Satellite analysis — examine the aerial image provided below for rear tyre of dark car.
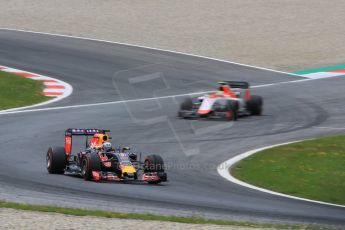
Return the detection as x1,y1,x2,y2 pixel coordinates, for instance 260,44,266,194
247,95,263,115
46,146,66,174
81,153,101,181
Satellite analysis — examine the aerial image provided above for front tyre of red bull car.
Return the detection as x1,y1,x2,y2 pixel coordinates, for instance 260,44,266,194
143,154,167,184
81,153,102,181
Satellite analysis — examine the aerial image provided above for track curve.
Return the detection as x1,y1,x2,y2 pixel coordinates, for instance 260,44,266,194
1,30,345,227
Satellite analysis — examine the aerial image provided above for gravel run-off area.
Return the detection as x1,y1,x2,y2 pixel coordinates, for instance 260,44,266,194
1,0,345,72
0,208,268,230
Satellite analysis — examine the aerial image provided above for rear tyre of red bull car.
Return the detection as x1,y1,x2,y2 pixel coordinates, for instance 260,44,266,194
81,153,101,181
46,146,67,174
144,154,167,184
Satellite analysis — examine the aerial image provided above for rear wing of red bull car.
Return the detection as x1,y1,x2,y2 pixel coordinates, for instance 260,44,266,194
64,128,110,155
65,128,109,135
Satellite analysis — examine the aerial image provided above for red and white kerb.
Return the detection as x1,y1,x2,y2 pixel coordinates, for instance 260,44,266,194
0,65,72,97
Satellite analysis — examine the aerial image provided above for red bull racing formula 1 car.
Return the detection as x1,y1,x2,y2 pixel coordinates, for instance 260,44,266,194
46,128,167,184
178,81,263,121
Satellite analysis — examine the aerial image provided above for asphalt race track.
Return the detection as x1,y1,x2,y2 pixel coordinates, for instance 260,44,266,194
1,30,345,227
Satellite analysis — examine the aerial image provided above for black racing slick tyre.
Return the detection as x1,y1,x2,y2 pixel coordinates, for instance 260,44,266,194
81,153,101,181
144,155,165,173
180,98,193,110
111,160,122,178
247,95,263,115
178,98,194,118
226,100,238,121
46,146,66,174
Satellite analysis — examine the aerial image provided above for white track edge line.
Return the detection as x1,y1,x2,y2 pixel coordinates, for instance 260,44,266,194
0,28,302,77
217,141,345,209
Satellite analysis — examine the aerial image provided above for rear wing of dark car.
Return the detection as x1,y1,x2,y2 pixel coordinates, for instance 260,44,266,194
65,128,110,136
64,128,110,155
218,81,250,89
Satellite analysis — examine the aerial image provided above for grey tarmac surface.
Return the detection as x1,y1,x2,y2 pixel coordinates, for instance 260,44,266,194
1,30,345,227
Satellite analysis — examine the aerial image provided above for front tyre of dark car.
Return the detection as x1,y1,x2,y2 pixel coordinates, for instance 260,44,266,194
82,154,102,181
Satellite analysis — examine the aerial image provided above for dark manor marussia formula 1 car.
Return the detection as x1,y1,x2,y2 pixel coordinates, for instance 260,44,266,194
46,128,167,184
178,81,263,121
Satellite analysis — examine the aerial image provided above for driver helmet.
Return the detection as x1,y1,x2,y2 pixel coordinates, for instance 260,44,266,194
102,142,112,152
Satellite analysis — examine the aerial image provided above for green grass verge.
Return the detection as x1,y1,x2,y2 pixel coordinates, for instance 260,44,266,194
232,135,345,205
0,71,50,110
0,200,335,229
